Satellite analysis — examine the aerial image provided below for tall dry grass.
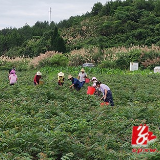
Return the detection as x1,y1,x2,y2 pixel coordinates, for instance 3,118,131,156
0,55,30,63
67,45,160,66
29,51,62,67
68,47,102,66
0,51,62,69
107,44,160,54
1,45,160,68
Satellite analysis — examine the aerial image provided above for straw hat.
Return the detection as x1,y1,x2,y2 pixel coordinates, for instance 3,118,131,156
68,75,73,79
58,72,64,76
81,68,85,72
36,71,42,76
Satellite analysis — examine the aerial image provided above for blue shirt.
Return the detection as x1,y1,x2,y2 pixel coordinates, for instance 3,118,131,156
72,78,82,88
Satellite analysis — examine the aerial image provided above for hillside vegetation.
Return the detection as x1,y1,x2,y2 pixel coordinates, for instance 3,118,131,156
0,67,160,159
1,0,160,59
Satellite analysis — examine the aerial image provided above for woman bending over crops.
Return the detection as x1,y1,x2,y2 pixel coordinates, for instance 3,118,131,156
34,71,42,85
68,75,82,91
96,81,114,106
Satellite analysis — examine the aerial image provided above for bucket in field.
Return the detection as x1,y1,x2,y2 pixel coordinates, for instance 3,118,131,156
87,86,95,95
39,80,44,85
100,102,109,106
85,78,90,83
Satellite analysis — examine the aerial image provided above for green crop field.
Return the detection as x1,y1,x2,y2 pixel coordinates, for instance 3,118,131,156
0,67,160,160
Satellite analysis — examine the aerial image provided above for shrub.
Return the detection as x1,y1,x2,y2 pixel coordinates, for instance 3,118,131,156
98,60,115,69
68,54,86,66
39,54,68,67
68,47,103,66
115,55,129,69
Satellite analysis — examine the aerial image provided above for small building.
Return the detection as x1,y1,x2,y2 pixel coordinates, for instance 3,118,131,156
130,62,138,71
154,66,160,73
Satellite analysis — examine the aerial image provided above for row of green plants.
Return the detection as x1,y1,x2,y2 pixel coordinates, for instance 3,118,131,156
0,67,160,159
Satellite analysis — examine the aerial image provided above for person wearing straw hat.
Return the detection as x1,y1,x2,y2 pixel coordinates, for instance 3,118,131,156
58,72,64,86
68,75,82,91
96,81,114,106
78,68,87,87
34,71,42,85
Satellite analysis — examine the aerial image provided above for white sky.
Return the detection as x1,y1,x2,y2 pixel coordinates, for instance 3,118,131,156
0,0,108,30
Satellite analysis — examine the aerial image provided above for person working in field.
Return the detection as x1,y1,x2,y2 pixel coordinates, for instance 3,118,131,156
92,77,98,88
34,71,42,85
91,77,101,96
68,75,82,91
58,72,64,86
9,67,16,77
96,81,114,106
78,68,87,87
9,69,17,85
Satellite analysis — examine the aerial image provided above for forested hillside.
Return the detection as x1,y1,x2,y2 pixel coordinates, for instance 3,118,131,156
1,0,160,58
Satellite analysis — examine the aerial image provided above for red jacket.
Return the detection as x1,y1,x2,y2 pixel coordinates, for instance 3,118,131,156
34,75,41,84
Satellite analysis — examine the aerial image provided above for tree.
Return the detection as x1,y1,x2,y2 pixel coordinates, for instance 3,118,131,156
56,37,66,53
50,26,66,53
91,2,103,16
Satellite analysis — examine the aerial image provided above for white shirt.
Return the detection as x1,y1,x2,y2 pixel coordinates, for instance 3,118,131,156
92,80,97,87
99,84,110,95
78,72,87,82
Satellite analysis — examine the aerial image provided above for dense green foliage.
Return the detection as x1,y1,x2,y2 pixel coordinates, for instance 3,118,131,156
38,54,68,67
0,67,160,159
60,0,160,50
0,24,66,57
1,0,160,58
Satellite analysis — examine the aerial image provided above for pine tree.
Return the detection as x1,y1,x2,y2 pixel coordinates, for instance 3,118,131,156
50,26,66,53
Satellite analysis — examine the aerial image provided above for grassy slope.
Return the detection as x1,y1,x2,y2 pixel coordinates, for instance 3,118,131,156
0,67,160,160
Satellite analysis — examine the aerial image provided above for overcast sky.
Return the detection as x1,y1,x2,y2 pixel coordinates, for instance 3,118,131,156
0,0,108,30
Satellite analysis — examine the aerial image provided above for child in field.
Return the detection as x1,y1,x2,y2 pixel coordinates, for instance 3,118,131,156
78,68,87,87
96,81,114,106
34,71,42,85
9,70,17,85
58,72,64,86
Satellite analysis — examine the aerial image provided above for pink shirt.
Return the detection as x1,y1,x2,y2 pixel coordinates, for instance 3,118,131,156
9,74,17,84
